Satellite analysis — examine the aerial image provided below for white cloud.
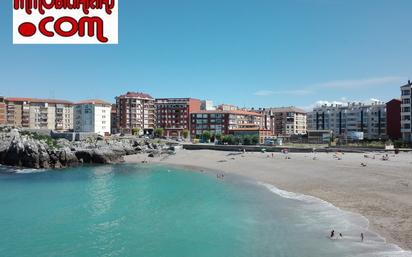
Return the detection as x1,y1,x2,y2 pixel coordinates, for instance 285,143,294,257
254,90,275,96
254,89,312,96
313,76,405,90
254,76,405,98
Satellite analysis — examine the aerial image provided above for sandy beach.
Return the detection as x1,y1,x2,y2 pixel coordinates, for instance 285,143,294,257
125,149,412,250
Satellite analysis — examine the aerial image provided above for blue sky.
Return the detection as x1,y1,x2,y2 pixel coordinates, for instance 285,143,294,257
0,0,411,109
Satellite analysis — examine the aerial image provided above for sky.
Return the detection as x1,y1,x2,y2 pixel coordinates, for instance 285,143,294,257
0,0,411,110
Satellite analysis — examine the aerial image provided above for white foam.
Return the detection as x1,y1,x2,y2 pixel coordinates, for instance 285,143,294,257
259,182,412,257
0,164,47,174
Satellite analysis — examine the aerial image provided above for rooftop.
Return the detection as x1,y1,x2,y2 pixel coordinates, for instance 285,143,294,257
76,99,112,106
401,80,412,88
155,98,200,102
117,92,154,99
265,107,306,114
5,97,73,105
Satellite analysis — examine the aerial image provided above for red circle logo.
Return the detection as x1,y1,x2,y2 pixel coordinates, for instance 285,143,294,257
18,22,36,37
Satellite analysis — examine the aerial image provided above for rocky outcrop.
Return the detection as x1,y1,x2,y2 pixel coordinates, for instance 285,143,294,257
0,128,174,170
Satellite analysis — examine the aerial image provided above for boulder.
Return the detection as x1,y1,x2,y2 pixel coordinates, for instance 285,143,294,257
58,147,78,167
75,150,93,163
91,148,124,164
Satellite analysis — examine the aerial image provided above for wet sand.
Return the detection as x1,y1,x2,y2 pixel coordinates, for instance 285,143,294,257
124,149,412,250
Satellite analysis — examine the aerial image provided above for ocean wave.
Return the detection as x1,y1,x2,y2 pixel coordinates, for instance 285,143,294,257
0,165,47,174
259,182,412,257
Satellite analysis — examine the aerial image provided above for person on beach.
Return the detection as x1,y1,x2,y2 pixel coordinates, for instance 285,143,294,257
330,230,335,238
339,233,343,238
361,233,364,242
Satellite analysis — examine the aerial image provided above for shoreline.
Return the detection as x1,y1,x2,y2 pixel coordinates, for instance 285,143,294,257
124,149,412,251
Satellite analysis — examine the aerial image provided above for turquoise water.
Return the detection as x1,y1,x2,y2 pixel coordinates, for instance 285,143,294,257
0,164,410,257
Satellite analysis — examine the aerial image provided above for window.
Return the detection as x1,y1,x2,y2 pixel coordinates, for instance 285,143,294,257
402,90,411,96
403,107,411,113
403,98,411,104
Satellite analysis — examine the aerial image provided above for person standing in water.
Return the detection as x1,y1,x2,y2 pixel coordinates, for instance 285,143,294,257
361,233,364,242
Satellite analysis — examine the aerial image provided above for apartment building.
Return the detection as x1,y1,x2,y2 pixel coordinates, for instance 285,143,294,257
307,102,387,140
0,97,6,125
4,98,74,130
386,99,402,140
116,92,156,135
111,104,117,134
5,100,23,126
200,100,215,111
401,80,412,142
155,98,201,138
190,110,264,138
74,100,111,136
217,104,238,111
258,107,307,136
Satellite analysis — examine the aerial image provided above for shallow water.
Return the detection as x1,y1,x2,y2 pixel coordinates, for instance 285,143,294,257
0,164,410,257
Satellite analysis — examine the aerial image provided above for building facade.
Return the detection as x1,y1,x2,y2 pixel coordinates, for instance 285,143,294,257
386,99,402,140
0,97,6,125
200,100,215,111
401,80,412,142
230,128,273,144
190,110,264,138
307,102,387,140
116,92,156,135
258,107,307,136
4,98,73,130
111,104,117,134
155,98,201,138
74,100,111,136
217,104,238,111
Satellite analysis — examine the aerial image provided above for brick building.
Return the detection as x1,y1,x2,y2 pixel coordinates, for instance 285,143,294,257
190,110,264,138
386,99,402,140
155,98,201,138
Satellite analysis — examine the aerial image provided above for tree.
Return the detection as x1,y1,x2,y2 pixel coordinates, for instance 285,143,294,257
233,136,242,145
202,131,211,142
222,135,231,144
154,128,164,138
182,129,189,139
132,128,140,136
215,133,222,142
251,135,259,145
243,135,252,145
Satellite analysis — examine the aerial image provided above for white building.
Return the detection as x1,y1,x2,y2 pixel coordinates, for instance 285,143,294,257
74,100,111,136
200,100,216,111
401,80,412,142
307,101,387,140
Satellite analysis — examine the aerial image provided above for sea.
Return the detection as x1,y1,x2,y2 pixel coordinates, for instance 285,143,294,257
0,164,410,257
